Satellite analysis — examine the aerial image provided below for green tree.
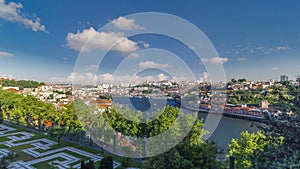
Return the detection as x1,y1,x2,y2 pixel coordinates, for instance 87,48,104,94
99,156,113,169
0,109,3,124
142,119,220,169
88,160,96,169
251,84,300,168
48,125,67,144
1,79,41,90
228,131,283,169
0,156,8,169
7,152,17,162
231,78,237,83
238,78,247,83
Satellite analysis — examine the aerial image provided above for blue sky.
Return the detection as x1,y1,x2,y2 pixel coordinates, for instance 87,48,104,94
0,0,300,83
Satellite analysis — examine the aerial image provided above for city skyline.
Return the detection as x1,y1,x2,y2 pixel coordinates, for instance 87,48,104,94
1,0,300,83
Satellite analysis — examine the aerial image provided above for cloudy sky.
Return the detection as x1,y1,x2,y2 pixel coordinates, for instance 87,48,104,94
0,0,300,83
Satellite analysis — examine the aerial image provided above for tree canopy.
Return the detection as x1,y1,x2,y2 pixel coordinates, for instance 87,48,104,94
0,90,82,130
1,79,44,90
228,84,300,168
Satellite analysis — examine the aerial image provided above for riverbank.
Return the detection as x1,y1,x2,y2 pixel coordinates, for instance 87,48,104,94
179,104,265,123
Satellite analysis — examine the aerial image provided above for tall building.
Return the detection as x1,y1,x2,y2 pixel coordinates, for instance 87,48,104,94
280,75,289,82
296,75,300,82
203,72,209,82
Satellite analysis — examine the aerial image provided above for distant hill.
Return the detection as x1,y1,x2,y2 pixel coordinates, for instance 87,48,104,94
0,79,45,90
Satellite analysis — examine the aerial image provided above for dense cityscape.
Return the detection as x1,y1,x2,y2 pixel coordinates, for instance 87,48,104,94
0,74,300,168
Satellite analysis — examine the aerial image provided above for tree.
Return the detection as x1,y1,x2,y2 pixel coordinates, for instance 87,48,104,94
0,110,3,124
0,89,82,137
231,78,237,83
1,79,41,90
142,119,221,169
7,152,17,162
88,160,96,169
48,125,67,144
0,156,8,169
80,104,221,167
99,156,113,169
143,147,194,169
227,131,283,169
80,160,87,169
254,84,300,168
238,78,247,83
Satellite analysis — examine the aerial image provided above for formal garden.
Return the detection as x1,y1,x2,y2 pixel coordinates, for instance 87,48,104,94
0,123,140,169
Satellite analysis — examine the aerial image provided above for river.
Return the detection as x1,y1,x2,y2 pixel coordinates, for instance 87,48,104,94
112,96,259,150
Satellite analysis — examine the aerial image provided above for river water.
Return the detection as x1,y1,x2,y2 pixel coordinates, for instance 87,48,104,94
112,96,259,150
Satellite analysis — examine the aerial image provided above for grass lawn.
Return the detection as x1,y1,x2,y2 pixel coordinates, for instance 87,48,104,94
32,157,66,168
0,137,10,142
0,123,141,169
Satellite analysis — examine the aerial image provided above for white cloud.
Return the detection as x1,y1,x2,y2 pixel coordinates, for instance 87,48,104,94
127,53,140,59
237,57,247,61
139,61,169,69
111,16,144,30
265,46,290,54
264,46,291,54
232,44,291,55
139,41,150,48
189,45,196,50
272,67,279,71
50,72,118,85
0,51,13,57
274,46,291,51
50,72,98,84
202,72,210,82
98,73,113,83
144,43,150,48
49,72,191,85
66,27,139,52
62,57,69,61
0,0,46,32
157,73,168,81
85,64,99,72
201,57,229,64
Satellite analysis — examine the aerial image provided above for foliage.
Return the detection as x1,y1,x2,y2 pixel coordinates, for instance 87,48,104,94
121,157,132,167
75,100,221,168
228,131,283,169
238,78,247,83
253,84,300,168
48,125,67,144
231,79,237,83
227,84,300,168
142,119,221,169
7,152,17,162
227,90,262,104
98,95,111,100
103,105,182,138
1,79,43,90
0,90,82,131
80,160,96,169
99,156,113,169
0,156,9,169
0,109,3,124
